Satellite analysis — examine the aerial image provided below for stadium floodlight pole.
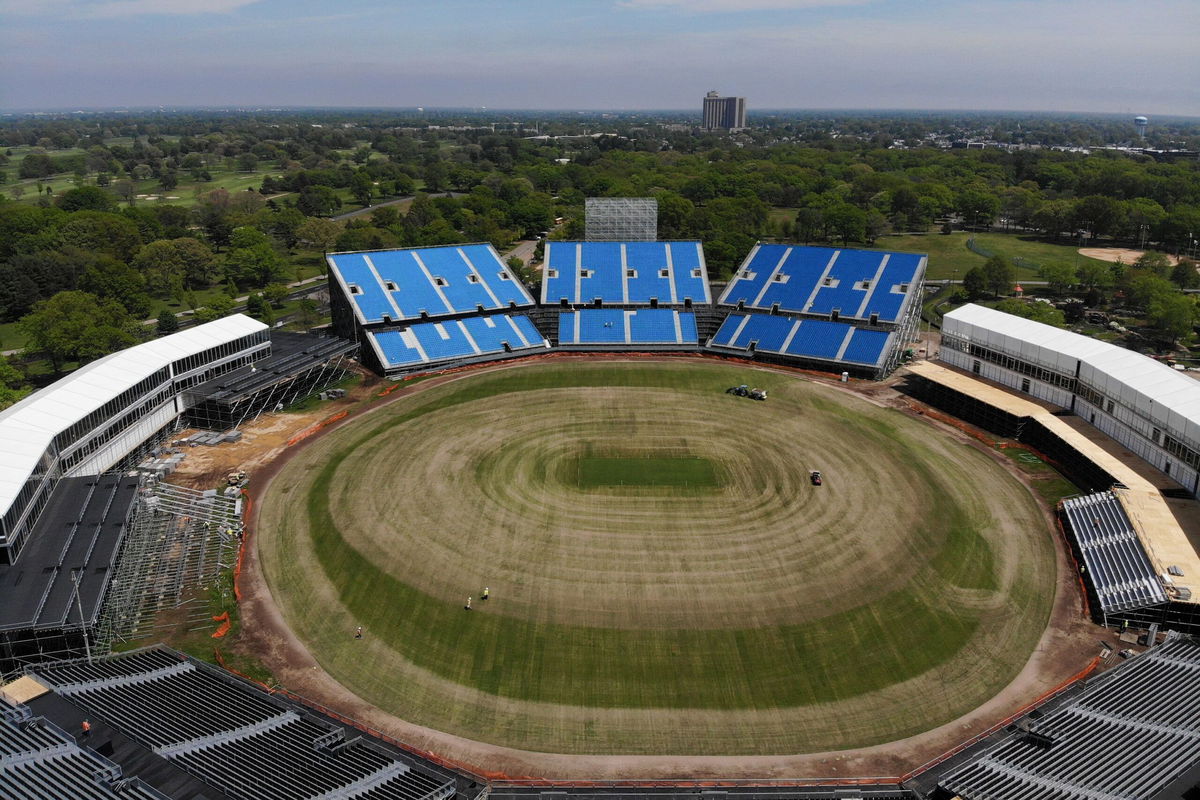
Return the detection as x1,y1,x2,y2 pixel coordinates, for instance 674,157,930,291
71,570,93,664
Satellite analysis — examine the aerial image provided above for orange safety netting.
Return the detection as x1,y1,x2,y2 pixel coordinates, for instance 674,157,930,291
211,611,231,638
286,410,351,447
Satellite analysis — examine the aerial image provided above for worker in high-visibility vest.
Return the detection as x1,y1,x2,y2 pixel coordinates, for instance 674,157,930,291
482,587,489,601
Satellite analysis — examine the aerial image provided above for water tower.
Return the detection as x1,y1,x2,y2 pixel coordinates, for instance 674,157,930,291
1135,116,1148,139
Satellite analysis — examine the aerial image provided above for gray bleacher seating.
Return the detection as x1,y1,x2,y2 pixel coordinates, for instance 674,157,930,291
940,634,1200,799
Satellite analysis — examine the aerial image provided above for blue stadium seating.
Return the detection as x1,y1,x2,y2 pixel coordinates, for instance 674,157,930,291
784,319,851,360
667,241,710,303
459,244,531,307
542,242,711,305
624,241,673,302
860,252,923,322
720,244,924,324
578,242,624,302
328,245,534,323
560,309,698,345
367,314,547,370
840,328,892,366
710,312,893,368
327,253,397,323
371,330,424,367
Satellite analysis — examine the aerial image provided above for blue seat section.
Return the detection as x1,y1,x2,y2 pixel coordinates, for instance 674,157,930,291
731,314,796,351
371,330,424,366
462,315,517,351
546,241,709,305
371,314,544,369
562,310,697,345
711,312,890,367
755,247,837,311
459,244,534,307
578,242,624,302
667,242,710,302
513,315,544,344
628,309,681,343
861,252,923,323
416,246,497,311
679,312,699,342
624,241,673,302
543,241,578,303
711,314,748,346
720,245,788,306
840,328,892,366
558,312,577,343
327,253,396,323
367,249,452,319
784,319,851,360
807,249,885,317
410,321,475,361
575,309,627,343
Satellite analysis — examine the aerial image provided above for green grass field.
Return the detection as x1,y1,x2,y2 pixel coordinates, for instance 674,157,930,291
256,360,1057,755
575,454,724,490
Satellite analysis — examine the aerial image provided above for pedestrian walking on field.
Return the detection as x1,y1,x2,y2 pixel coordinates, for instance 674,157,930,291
482,587,489,601
465,596,472,610
354,626,363,639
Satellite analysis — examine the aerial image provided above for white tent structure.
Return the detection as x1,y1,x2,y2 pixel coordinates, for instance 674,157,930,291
941,303,1200,495
0,315,269,563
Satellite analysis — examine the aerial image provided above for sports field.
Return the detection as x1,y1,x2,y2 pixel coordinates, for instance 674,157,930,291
257,360,1056,755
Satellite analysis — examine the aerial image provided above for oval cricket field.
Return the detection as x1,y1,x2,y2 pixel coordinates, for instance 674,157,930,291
256,360,1056,756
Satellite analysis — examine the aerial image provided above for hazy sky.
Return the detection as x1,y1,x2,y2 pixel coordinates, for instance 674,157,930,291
1,0,1196,115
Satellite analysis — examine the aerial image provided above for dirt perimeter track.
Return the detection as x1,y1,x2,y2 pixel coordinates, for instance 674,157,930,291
237,354,1098,780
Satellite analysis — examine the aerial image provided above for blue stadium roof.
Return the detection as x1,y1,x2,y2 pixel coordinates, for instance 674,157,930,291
718,244,925,324
542,241,711,306
327,245,535,325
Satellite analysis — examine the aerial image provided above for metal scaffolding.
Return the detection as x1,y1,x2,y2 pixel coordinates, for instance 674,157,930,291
94,480,242,651
585,197,658,241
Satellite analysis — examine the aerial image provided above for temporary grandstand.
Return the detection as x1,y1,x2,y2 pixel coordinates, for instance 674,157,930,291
935,633,1200,799
182,331,357,430
327,244,551,376
543,240,711,308
942,302,1200,496
710,244,925,378
906,359,1200,635
0,693,168,799
5,646,479,800
0,476,139,675
0,315,269,566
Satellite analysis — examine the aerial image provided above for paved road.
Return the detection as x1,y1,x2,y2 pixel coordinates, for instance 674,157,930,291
503,239,537,266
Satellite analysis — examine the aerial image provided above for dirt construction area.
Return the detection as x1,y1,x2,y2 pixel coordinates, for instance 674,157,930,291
222,356,1101,777
1078,247,1180,266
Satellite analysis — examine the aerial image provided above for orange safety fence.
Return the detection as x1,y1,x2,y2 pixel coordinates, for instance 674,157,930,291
211,611,231,638
286,410,351,447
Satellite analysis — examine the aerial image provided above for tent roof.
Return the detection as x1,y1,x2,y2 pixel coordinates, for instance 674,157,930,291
945,302,1200,429
0,315,267,522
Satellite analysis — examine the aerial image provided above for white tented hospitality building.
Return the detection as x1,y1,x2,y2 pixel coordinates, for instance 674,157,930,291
0,315,269,563
941,303,1200,495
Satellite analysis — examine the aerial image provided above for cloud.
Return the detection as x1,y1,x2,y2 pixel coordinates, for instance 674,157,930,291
618,0,871,10
0,0,262,17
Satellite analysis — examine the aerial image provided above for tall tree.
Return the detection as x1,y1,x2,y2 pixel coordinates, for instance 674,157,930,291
982,255,1015,298
19,290,140,373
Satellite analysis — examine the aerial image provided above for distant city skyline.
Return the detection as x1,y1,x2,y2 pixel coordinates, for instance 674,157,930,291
1,0,1196,116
